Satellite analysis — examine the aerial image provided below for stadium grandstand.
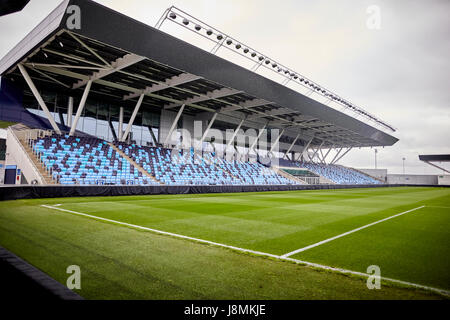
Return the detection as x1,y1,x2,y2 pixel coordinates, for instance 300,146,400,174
0,0,398,191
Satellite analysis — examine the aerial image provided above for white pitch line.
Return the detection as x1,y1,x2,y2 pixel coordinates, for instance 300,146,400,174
40,204,450,297
281,206,426,258
40,205,281,259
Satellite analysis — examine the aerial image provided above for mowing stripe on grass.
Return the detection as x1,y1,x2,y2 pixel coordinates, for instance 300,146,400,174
40,205,281,259
281,206,426,258
40,204,450,297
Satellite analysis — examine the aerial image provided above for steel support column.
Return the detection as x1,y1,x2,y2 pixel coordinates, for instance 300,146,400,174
121,94,145,142
226,119,245,148
330,147,343,164
18,64,62,135
200,112,218,144
332,147,353,164
269,129,285,154
297,136,314,161
118,107,124,140
249,123,267,153
67,96,73,127
70,80,92,136
164,104,185,146
284,132,301,159
321,145,333,164
310,141,324,163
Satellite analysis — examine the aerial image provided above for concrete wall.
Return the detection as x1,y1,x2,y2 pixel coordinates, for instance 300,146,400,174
438,175,450,185
5,128,45,185
358,168,388,182
387,174,438,185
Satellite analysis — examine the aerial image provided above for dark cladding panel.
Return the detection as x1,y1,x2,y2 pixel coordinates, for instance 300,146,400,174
419,154,450,162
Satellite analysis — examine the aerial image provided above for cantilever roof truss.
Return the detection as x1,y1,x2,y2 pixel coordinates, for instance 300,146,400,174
0,0,398,152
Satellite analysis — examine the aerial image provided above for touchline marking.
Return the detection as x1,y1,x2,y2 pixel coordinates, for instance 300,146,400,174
40,204,450,297
40,205,281,259
281,206,426,258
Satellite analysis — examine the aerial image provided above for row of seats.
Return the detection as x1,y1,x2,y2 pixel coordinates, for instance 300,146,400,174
203,153,298,185
32,134,377,186
286,160,380,184
113,142,295,185
261,157,381,185
33,134,159,185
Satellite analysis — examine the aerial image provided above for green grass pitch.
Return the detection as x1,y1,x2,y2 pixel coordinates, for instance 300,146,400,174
0,186,449,299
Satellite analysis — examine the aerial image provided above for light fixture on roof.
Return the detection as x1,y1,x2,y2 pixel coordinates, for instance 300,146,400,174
272,63,277,68
182,18,189,25
217,34,223,40
258,56,264,61
169,12,177,19
43,52,48,58
251,52,257,57
226,39,232,45
235,44,241,49
206,29,213,35
265,60,270,65
243,48,249,53
59,41,64,47
195,24,201,31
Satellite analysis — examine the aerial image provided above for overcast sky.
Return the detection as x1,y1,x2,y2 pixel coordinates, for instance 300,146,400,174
1,0,449,174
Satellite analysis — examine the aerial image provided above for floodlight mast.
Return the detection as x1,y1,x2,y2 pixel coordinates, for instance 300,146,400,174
155,6,396,133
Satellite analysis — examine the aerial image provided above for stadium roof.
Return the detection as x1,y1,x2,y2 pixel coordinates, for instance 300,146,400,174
0,0,398,151
0,0,30,17
419,155,450,162
419,154,450,174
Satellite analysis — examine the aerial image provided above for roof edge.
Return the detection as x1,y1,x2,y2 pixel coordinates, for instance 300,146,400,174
0,0,69,75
